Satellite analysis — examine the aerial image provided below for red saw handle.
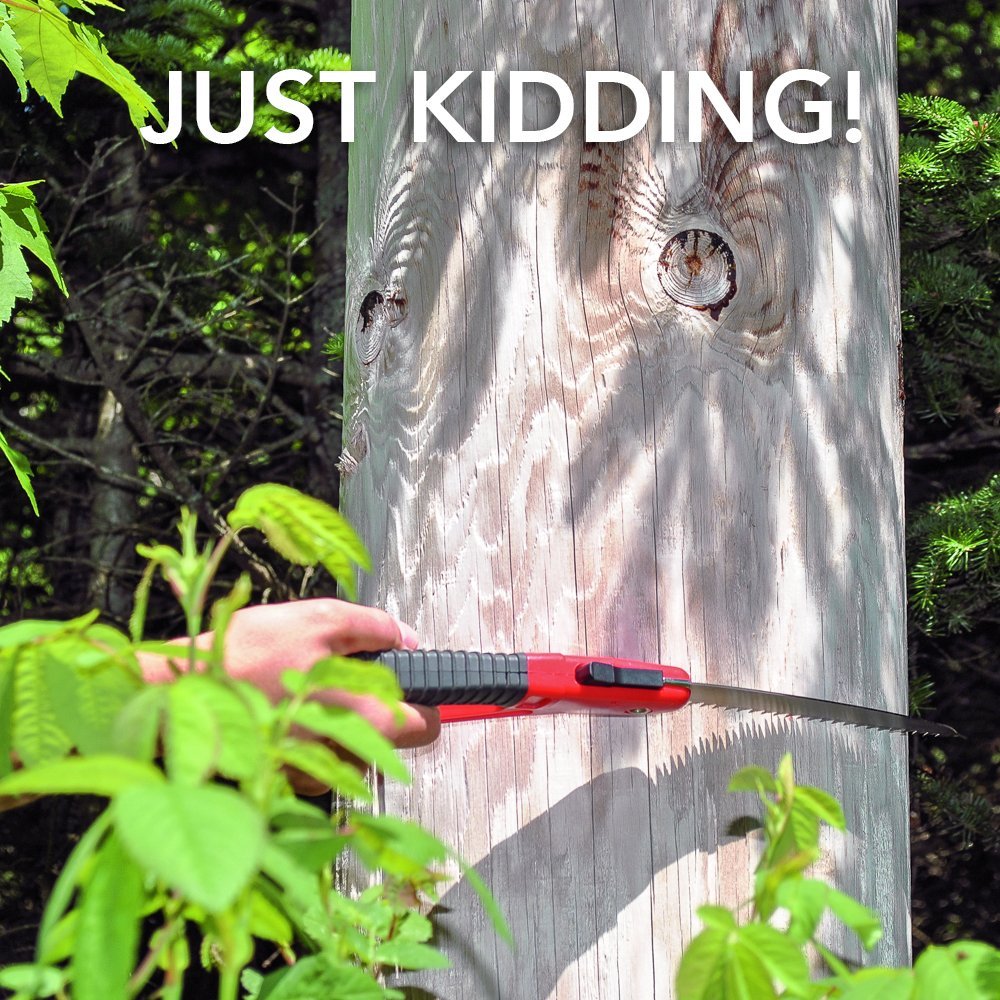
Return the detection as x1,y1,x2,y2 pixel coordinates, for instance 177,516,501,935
368,650,692,722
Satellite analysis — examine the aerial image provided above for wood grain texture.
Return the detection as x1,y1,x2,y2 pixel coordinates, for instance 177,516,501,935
342,2,904,997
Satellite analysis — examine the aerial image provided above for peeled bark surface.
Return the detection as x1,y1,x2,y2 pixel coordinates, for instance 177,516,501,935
342,3,904,997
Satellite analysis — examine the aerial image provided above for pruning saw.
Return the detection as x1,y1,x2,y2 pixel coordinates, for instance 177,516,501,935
367,650,957,737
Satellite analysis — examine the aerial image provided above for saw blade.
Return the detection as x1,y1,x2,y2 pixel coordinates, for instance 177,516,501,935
673,680,958,737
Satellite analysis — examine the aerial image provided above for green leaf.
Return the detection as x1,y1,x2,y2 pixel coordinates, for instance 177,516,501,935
0,9,27,99
458,860,513,945
160,674,264,784
71,832,144,1000
164,676,218,784
197,678,264,781
302,655,404,705
0,755,162,799
291,702,409,782
0,429,39,516
272,824,348,873
0,965,64,997
278,738,373,802
114,783,265,912
348,813,449,887
728,766,779,795
260,842,325,918
255,955,386,1000
834,968,915,1000
375,940,451,970
696,905,738,932
676,928,728,1000
43,648,141,754
775,877,828,945
0,663,13,779
227,484,370,598
738,924,810,995
794,786,846,830
914,941,1000,1000
826,888,883,951
0,612,99,649
0,181,67,322
37,808,113,962
248,888,293,948
111,685,167,760
12,651,75,766
8,0,161,129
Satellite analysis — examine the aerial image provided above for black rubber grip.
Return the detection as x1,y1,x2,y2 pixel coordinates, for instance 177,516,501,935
370,650,529,708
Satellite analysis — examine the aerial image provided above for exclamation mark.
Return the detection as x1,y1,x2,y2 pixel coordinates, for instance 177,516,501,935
845,71,861,143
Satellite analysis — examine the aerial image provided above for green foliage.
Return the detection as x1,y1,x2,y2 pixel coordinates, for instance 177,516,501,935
676,756,1000,999
0,485,506,999
229,485,371,601
899,93,1000,424
0,0,162,510
4,0,161,129
909,474,1000,633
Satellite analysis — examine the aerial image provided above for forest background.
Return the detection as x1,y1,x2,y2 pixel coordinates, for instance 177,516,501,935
0,0,997,966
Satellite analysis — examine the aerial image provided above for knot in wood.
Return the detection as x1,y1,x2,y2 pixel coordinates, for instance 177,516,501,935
657,229,737,321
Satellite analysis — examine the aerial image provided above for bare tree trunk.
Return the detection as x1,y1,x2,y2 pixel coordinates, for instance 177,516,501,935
86,144,144,623
343,3,904,997
306,0,353,509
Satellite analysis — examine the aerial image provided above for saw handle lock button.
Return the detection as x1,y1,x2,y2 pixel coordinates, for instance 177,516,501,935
575,661,666,690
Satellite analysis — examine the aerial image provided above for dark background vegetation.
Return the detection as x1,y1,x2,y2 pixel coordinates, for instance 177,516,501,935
0,0,997,977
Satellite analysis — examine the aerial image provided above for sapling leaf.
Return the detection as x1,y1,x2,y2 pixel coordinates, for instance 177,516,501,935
833,968,915,1000
346,814,452,901
277,738,373,801
695,905,738,932
776,753,796,801
374,939,451,970
303,655,404,705
253,956,386,1000
826,888,883,951
111,685,167,760
458,861,514,946
259,842,325,921
675,928,728,1000
43,648,140,754
208,572,252,667
271,824,349,873
0,964,64,998
11,648,73,766
0,755,163,799
795,786,846,830
775,877,829,945
913,940,1000,999
291,702,409,782
71,832,144,1000
728,766,779,795
129,561,156,642
37,809,113,961
738,924,810,995
114,783,265,912
165,676,220,784
228,483,370,598
194,678,263,780
0,665,13,779
248,888,294,949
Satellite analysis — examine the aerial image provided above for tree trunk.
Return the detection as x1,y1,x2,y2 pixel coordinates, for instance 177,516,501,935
342,3,904,997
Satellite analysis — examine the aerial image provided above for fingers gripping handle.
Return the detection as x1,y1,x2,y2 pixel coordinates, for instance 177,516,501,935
372,649,529,708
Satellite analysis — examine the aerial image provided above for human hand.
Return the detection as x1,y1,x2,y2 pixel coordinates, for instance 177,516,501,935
139,598,440,751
